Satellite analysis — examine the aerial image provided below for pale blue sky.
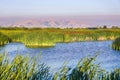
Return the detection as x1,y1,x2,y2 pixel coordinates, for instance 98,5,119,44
0,0,120,17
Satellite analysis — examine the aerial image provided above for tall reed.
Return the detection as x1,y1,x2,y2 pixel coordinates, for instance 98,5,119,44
1,53,120,80
52,55,105,80
0,53,51,80
112,37,120,50
0,32,11,46
0,28,120,47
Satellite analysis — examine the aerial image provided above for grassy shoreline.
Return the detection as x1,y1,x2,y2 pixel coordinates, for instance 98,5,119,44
0,28,120,48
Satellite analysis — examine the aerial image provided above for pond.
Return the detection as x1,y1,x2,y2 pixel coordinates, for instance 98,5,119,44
0,40,120,72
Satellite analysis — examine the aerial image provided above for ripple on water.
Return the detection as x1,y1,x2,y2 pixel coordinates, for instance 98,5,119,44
0,41,120,71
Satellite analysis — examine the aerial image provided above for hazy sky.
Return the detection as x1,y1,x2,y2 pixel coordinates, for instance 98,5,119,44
0,0,120,17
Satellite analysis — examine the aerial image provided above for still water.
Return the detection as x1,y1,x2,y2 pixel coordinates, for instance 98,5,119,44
0,41,120,71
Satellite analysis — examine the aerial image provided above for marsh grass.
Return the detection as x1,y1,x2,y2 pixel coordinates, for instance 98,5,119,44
0,53,51,80
0,28,120,47
1,53,120,80
0,32,11,46
52,56,120,80
107,69,120,80
112,37,120,50
52,55,105,80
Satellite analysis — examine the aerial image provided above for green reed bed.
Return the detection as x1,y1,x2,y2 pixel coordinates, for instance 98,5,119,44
1,54,120,80
0,30,56,47
20,31,56,48
53,55,105,80
112,37,120,50
0,32,11,46
105,69,120,80
0,54,51,80
0,28,120,47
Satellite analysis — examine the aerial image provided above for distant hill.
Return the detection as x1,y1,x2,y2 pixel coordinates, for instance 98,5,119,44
0,16,120,28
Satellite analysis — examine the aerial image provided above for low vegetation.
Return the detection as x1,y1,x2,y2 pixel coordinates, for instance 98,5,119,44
0,54,51,80
0,28,120,47
1,54,120,80
0,32,11,46
112,37,120,50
